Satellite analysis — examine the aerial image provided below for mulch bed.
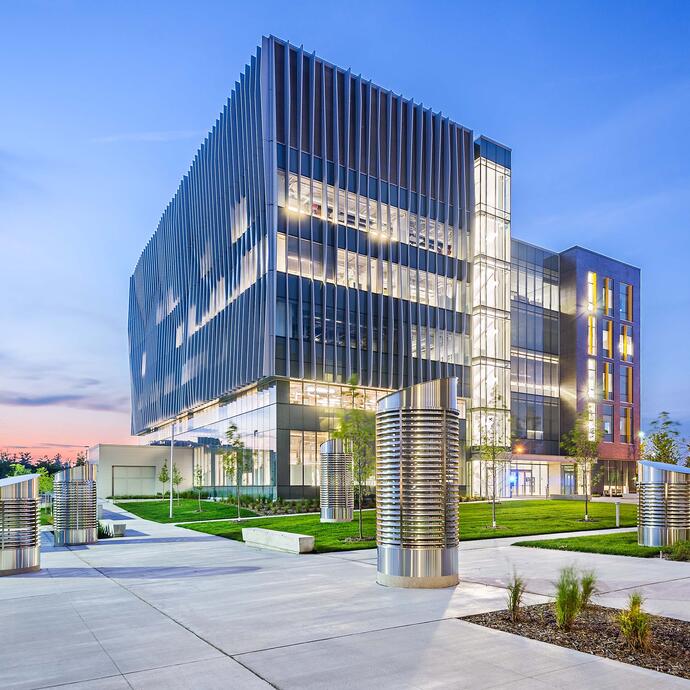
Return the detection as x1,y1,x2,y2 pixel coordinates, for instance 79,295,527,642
462,603,690,680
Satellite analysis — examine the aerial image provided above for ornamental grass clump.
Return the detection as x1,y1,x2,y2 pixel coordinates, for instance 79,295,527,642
579,570,598,609
618,592,651,651
665,540,690,562
554,566,581,630
506,571,526,623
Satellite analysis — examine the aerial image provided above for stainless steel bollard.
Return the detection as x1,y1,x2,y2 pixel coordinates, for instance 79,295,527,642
0,474,41,575
376,378,460,588
615,501,620,528
638,460,690,547
53,464,98,546
320,439,353,523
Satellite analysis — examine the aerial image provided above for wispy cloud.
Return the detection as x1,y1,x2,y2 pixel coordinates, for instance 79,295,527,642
92,130,207,144
0,390,129,413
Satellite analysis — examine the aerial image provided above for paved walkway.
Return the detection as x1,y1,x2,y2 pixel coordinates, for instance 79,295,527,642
1,503,688,689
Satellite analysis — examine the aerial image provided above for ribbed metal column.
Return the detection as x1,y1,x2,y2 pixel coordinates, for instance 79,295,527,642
0,474,40,576
376,378,460,588
53,464,98,546
320,439,353,523
638,460,690,547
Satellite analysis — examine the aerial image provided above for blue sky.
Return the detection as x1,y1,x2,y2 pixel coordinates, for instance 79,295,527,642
1,0,689,456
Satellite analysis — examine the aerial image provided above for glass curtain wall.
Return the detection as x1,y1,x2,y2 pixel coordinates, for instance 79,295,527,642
471,140,511,452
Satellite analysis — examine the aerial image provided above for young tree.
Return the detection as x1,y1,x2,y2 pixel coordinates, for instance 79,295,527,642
36,467,53,494
172,464,183,503
476,399,511,530
194,464,204,512
222,423,249,522
645,411,681,464
332,376,376,540
561,409,602,522
9,463,30,477
158,461,169,497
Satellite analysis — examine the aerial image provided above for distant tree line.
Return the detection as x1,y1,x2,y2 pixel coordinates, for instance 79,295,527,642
0,451,85,491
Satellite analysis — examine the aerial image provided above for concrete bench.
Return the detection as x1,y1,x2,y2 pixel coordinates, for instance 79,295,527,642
111,523,127,537
241,527,314,554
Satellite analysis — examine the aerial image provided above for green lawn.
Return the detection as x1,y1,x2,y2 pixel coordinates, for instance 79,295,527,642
516,530,660,558
114,499,257,523
40,508,53,526
182,500,637,553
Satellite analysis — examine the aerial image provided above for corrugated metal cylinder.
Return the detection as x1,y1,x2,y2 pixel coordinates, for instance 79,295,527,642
376,378,460,588
638,460,690,547
320,439,353,523
53,464,98,546
0,474,40,576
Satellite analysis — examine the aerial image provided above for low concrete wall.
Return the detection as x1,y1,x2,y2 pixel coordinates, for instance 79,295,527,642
241,527,315,554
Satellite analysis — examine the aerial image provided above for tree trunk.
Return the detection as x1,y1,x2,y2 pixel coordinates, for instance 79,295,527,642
236,469,241,523
358,476,363,540
492,459,497,529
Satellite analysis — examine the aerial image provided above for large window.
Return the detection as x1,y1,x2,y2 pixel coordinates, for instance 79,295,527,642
289,430,330,486
587,315,597,355
586,359,597,400
587,271,597,312
510,350,559,397
620,407,632,443
602,362,613,400
619,324,633,362
620,282,633,321
620,366,633,403
602,319,613,358
602,277,613,316
602,404,614,442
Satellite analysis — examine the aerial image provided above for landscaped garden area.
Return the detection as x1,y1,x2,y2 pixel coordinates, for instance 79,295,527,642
463,567,690,680
517,530,690,560
114,498,257,523
181,499,637,553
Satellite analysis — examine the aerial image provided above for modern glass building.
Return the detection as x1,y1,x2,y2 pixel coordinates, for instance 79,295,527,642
128,36,641,499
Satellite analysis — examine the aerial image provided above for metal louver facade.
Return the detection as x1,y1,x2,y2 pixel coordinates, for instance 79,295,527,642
129,44,272,435
129,35,474,438
53,464,98,546
0,474,40,576
375,378,460,588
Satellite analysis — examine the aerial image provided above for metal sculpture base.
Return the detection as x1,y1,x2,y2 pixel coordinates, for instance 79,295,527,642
638,525,690,548
53,527,98,547
0,564,40,577
376,546,459,589
320,507,353,523
0,546,40,576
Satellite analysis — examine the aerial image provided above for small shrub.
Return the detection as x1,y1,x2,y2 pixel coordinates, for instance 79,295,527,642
665,540,690,562
506,571,526,623
97,521,113,539
554,566,581,630
618,592,651,651
579,570,598,609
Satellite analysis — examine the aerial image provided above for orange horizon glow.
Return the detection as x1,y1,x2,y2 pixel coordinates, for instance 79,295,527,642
0,403,133,461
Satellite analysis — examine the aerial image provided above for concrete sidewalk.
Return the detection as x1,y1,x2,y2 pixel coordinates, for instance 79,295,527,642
1,502,688,689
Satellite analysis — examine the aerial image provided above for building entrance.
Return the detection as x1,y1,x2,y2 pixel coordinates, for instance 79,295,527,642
509,469,536,496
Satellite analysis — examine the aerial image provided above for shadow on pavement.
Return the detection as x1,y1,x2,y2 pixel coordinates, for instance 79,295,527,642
68,536,222,548
19,565,262,579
